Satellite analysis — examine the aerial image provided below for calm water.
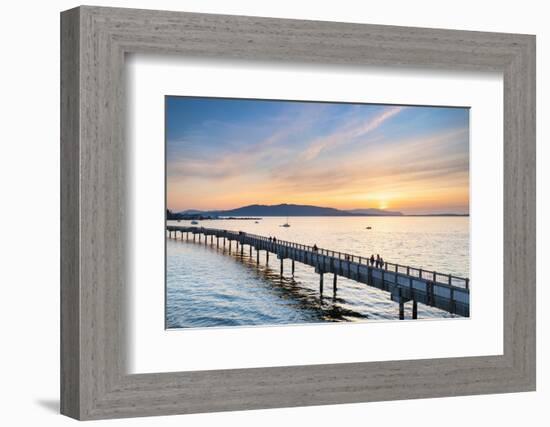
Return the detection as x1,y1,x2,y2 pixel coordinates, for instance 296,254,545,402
166,217,469,328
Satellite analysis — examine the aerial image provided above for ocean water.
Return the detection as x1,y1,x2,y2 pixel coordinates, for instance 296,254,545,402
166,216,469,328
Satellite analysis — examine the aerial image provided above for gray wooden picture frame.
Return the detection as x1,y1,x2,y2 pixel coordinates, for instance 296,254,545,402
60,5,536,420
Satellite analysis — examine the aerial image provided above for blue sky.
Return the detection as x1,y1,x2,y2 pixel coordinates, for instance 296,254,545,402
166,96,469,214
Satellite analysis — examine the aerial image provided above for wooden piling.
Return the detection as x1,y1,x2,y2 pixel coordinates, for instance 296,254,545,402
333,274,337,295
291,259,295,276
412,300,418,319
280,258,283,276
398,287,405,320
256,249,260,264
319,272,324,295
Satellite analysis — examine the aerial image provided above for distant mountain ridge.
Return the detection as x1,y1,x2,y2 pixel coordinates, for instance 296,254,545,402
177,203,404,217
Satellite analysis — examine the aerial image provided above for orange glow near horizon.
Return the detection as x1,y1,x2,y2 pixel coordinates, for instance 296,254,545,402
167,174,469,215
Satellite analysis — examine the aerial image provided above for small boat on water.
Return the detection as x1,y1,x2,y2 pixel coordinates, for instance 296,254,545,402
280,217,291,227
255,221,259,224
366,226,372,229
191,220,199,225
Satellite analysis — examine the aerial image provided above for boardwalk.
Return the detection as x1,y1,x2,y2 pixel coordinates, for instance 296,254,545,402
166,225,470,319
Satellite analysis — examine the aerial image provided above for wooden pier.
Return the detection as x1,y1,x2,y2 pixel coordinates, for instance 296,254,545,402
166,225,470,319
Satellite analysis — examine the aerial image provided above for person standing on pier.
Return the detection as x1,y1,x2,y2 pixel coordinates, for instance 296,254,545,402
376,254,381,268
370,254,375,266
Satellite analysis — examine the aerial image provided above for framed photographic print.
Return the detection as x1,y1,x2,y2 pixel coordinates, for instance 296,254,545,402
164,96,470,329
61,5,536,420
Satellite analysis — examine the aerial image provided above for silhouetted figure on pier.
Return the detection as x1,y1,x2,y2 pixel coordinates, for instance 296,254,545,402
376,254,381,268
273,237,277,243
380,257,385,269
269,237,272,242
313,244,318,252
370,254,375,266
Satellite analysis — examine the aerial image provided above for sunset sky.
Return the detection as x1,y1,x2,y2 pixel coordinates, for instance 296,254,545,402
166,97,469,215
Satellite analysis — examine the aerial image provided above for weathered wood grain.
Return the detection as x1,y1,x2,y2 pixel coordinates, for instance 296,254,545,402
60,7,80,419
60,5,536,420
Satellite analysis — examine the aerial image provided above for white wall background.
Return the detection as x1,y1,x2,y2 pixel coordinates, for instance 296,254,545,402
0,0,546,425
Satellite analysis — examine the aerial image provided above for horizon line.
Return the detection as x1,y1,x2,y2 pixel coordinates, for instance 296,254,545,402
167,203,469,216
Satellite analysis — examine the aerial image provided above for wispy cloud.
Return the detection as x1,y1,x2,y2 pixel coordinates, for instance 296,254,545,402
349,106,405,138
268,127,468,195
300,106,405,161
167,103,327,181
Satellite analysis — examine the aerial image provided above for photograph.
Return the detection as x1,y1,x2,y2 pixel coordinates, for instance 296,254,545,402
165,96,470,328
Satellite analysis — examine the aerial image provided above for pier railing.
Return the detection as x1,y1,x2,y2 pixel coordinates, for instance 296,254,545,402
181,227,469,290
